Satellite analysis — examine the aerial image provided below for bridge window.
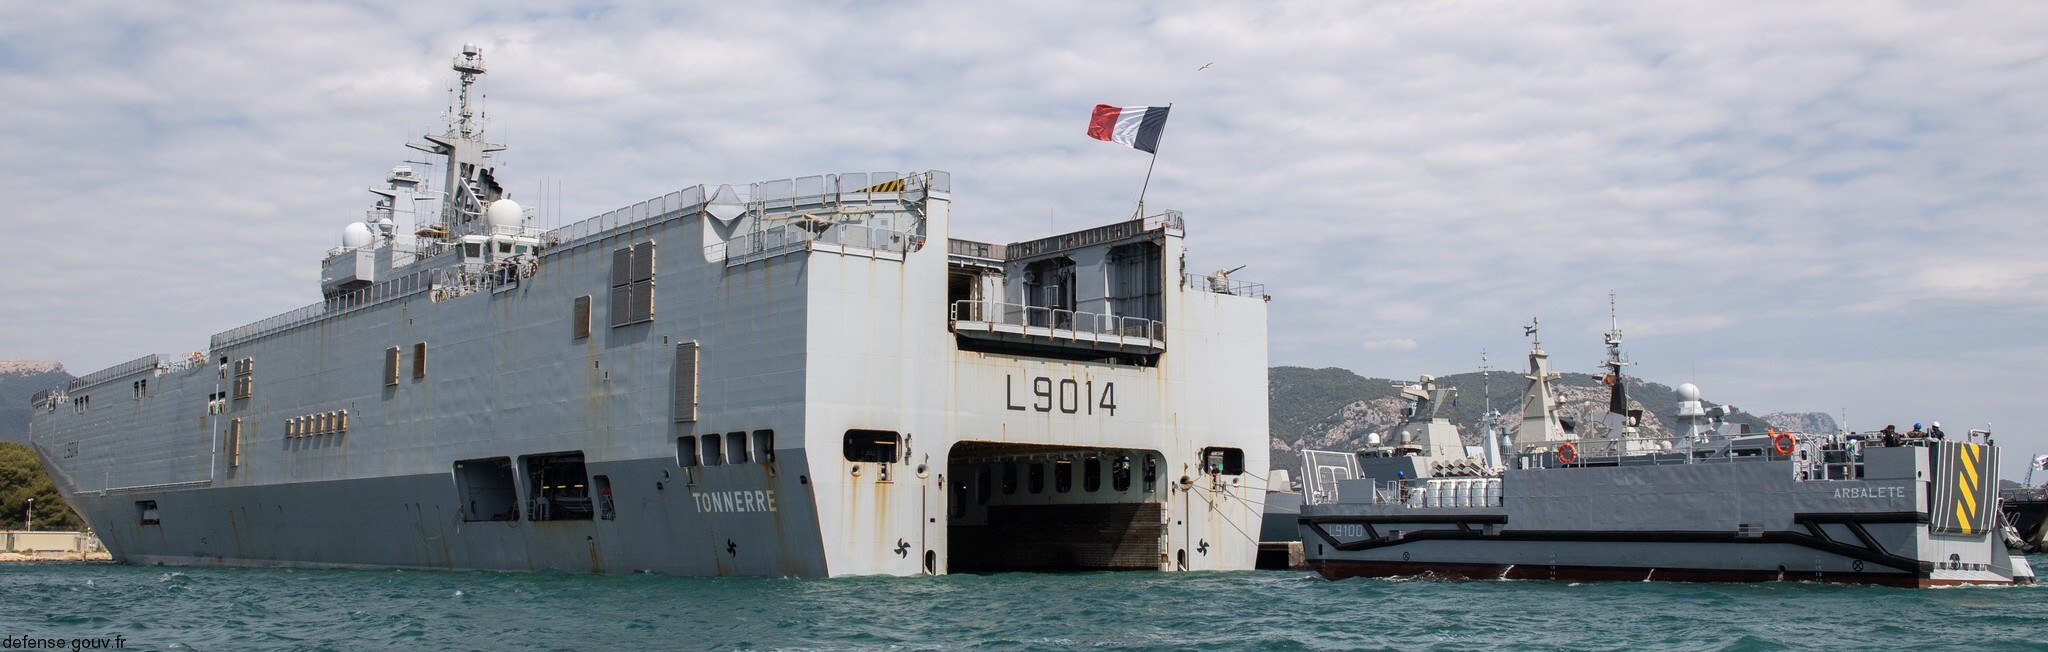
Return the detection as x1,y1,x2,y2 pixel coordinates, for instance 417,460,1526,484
1001,461,1018,494
1084,457,1102,492
1028,463,1045,494
1054,458,1073,493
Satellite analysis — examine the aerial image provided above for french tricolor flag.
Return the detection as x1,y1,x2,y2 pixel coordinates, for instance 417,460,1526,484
1086,104,1170,154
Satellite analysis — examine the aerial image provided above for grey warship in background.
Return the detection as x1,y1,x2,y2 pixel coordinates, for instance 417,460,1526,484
1297,315,2034,587
26,46,1272,576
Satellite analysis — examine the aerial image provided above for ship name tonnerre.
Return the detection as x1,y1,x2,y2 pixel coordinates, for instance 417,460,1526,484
695,490,779,514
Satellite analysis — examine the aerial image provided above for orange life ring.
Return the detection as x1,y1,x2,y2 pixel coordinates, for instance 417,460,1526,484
1556,441,1579,465
1772,432,1795,455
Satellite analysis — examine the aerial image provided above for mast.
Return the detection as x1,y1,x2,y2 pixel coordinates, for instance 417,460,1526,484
407,44,507,241
1515,318,1568,453
1603,292,1630,416
1480,350,1501,469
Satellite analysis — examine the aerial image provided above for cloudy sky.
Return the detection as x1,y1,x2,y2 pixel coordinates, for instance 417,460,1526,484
4,2,2045,477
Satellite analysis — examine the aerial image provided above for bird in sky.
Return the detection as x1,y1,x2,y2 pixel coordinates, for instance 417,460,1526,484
1198,62,1213,71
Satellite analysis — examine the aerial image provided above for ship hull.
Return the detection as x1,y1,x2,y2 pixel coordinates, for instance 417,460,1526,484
61,455,825,575
1299,443,2033,587
1310,558,2016,588
30,171,1272,578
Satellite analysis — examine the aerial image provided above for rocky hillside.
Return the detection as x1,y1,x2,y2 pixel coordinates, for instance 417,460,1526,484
0,360,70,444
1763,411,1840,435
1268,366,1777,472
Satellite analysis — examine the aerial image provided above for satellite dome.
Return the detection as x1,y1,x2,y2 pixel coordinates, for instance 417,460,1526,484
1676,383,1700,401
341,222,374,248
1366,432,1382,446
486,198,524,228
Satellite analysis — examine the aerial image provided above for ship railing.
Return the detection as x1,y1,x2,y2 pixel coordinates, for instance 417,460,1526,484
547,171,951,255
1006,211,1183,261
477,223,543,239
706,223,926,266
1518,435,1879,481
1299,449,1362,506
324,241,445,259
209,268,440,350
550,186,709,252
2004,486,2048,502
1379,478,1505,508
432,260,536,299
68,354,172,392
414,240,452,259
948,238,1007,266
949,300,1163,343
948,238,1004,259
1183,272,1266,298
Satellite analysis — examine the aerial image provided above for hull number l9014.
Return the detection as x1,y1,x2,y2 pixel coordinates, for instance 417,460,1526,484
1006,375,1116,416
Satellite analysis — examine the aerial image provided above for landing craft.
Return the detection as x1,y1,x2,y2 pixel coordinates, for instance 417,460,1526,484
1297,314,2033,587
27,46,1271,576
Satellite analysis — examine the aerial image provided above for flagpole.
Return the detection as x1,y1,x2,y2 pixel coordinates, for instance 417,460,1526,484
1134,152,1159,220
1134,102,1170,220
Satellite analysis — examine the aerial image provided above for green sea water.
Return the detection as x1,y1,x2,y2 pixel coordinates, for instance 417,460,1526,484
0,559,2042,651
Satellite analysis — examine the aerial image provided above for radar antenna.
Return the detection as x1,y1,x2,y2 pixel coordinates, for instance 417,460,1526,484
451,44,488,140
407,44,508,238
1602,292,1633,419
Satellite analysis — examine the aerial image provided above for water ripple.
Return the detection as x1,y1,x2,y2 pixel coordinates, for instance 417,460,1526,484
0,559,2042,650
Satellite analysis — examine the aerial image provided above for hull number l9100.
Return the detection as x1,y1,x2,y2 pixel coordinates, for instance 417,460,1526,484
1006,375,1116,416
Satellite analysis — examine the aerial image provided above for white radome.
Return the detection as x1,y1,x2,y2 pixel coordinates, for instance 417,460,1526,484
1677,383,1700,401
341,222,374,248
486,199,524,228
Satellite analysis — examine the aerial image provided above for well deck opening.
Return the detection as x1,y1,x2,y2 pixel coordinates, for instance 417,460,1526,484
946,442,1165,572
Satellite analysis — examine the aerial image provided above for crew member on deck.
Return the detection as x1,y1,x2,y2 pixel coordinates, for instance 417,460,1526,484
1880,425,1902,447
1929,422,1946,440
1909,423,1926,439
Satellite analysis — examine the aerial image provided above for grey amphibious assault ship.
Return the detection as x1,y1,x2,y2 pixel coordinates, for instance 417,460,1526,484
27,46,1272,576
1297,318,2033,587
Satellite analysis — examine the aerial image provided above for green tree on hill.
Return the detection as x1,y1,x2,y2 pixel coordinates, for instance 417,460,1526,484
0,441,84,531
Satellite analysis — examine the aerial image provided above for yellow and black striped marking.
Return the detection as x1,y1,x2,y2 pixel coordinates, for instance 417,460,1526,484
1930,442,1997,536
855,178,906,193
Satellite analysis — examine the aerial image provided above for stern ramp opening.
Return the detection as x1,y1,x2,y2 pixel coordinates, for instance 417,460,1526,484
947,443,1165,572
